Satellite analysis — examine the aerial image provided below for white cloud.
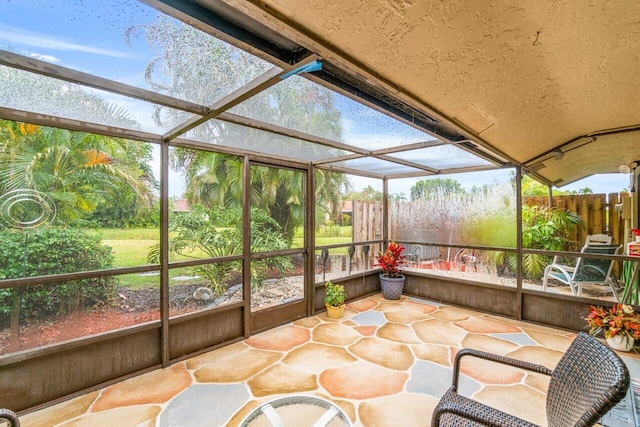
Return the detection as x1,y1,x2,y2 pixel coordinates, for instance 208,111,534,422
0,24,135,59
26,52,61,63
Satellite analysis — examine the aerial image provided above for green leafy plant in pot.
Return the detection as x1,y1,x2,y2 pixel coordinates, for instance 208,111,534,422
325,281,346,319
375,242,406,300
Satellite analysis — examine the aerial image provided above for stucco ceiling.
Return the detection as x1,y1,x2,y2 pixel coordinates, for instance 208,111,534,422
230,0,640,186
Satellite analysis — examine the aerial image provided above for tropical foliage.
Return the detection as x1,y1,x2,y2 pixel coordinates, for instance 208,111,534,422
0,120,155,226
130,17,350,245
375,242,406,278
410,178,464,200
348,185,383,202
0,228,115,349
520,205,582,277
148,206,292,296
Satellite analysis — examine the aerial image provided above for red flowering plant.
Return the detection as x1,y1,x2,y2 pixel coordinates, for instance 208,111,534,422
632,228,640,237
586,303,640,342
374,242,406,278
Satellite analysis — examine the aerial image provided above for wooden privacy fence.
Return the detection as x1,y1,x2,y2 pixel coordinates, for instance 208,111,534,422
351,200,383,263
352,200,383,242
524,193,625,246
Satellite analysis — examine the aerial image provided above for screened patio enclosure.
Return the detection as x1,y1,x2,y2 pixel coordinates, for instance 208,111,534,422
1,0,639,414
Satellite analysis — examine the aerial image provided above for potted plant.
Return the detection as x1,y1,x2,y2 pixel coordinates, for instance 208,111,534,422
586,303,640,351
325,281,346,319
374,242,406,300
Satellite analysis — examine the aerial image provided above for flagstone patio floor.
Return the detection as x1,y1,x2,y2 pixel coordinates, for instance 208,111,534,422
18,294,640,426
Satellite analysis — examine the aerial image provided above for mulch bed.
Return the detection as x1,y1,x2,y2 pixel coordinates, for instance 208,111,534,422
0,276,303,355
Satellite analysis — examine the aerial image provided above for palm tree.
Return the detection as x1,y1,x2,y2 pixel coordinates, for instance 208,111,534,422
315,169,352,225
0,120,154,224
134,16,350,245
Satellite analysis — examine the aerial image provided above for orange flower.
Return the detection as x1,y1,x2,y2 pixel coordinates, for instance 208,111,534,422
586,303,640,340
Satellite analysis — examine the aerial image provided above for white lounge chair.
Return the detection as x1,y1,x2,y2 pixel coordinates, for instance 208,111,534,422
542,236,621,300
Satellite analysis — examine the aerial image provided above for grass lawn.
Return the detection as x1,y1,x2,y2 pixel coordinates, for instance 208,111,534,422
102,239,157,267
87,228,159,241
91,227,354,287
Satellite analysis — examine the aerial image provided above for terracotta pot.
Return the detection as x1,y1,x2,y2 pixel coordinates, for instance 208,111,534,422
326,304,345,319
380,274,405,300
606,334,635,352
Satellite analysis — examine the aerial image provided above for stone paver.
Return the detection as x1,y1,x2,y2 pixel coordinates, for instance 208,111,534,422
351,310,387,326
313,322,362,345
377,322,422,343
283,342,357,372
506,345,565,371
293,317,321,328
455,317,521,334
353,325,377,336
429,306,477,322
526,330,574,352
347,298,378,312
384,309,429,324
247,365,318,397
411,343,452,367
93,363,192,411
245,324,310,351
457,355,526,385
193,347,283,382
359,394,440,427
461,333,520,355
20,392,99,427
159,384,248,426
60,406,161,427
408,360,482,397
22,294,581,427
413,318,468,346
319,361,409,399
474,384,547,426
348,337,414,370
404,300,439,314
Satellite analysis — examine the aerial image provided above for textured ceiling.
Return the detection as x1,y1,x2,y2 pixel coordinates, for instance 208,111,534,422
245,0,640,185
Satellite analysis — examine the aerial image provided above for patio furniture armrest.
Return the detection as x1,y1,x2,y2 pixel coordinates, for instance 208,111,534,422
451,348,552,390
544,263,575,277
0,408,20,427
432,388,539,427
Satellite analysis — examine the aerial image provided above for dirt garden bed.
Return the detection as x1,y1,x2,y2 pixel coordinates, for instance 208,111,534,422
0,276,304,355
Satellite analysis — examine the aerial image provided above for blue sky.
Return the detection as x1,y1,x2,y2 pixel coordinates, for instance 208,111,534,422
0,0,156,82
385,170,630,198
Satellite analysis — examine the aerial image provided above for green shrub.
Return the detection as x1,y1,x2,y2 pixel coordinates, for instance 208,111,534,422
149,205,293,296
0,228,116,321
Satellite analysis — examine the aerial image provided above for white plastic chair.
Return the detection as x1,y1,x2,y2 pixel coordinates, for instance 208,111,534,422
585,233,612,246
542,234,621,300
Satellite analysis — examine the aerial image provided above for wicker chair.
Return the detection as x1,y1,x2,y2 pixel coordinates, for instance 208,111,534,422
0,408,20,427
431,332,630,426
